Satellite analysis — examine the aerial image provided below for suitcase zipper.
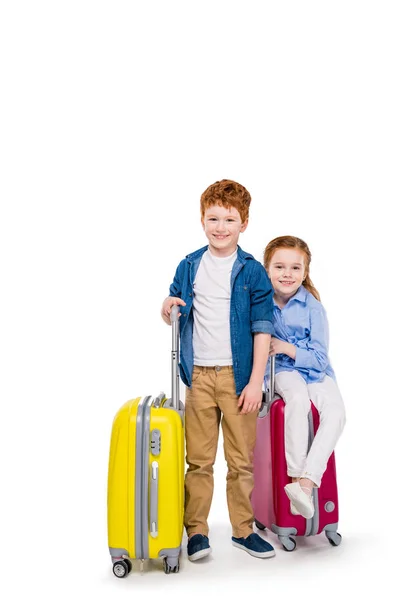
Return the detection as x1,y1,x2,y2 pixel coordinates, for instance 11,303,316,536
135,395,152,559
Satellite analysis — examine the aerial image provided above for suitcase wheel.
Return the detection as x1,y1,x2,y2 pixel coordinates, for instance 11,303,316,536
279,536,296,552
113,559,132,578
325,531,342,547
163,557,180,574
255,519,266,531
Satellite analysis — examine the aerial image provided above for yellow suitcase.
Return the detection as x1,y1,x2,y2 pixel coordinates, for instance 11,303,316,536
107,307,184,576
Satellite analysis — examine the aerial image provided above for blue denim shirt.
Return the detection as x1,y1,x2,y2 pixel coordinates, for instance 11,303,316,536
169,245,274,395
267,285,335,385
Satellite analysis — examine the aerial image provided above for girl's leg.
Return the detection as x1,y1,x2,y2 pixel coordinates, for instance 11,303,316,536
275,370,311,480
275,370,315,518
303,376,346,487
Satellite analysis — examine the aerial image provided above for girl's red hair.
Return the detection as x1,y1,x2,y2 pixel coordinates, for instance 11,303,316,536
263,236,320,301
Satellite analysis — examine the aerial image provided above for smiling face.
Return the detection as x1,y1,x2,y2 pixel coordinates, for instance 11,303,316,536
268,247,307,302
202,204,248,257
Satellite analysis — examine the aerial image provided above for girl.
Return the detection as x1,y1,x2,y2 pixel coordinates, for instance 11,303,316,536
263,236,346,519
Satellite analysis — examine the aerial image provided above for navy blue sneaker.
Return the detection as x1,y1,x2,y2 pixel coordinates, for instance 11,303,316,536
232,533,275,558
187,534,212,561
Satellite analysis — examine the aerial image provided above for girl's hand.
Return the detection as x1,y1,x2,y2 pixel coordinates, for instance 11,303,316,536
161,296,186,325
269,337,296,359
269,337,286,355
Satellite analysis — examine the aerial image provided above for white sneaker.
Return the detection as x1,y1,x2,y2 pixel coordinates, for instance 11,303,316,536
290,501,300,516
284,482,314,519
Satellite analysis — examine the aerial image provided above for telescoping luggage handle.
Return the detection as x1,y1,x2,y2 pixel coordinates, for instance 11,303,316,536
170,304,180,410
269,355,276,404
153,304,180,410
260,355,276,416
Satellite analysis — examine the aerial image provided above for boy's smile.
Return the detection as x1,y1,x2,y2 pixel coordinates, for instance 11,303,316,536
202,204,248,257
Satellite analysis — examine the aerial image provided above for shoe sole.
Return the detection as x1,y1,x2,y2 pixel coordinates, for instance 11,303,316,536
188,547,212,562
232,541,275,559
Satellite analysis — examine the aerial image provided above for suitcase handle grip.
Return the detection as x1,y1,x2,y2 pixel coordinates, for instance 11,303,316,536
170,304,179,323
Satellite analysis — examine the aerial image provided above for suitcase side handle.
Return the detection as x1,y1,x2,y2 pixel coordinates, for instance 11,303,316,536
150,461,159,538
170,305,180,410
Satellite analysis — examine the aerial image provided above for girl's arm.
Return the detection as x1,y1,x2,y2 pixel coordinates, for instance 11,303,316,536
270,306,330,372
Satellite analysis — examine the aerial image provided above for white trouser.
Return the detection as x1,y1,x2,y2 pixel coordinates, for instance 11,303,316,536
274,370,346,487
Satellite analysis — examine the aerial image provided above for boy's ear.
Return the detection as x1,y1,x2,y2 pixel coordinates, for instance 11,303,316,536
240,219,249,233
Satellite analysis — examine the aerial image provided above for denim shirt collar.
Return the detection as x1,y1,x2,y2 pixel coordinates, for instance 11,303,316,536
186,244,254,264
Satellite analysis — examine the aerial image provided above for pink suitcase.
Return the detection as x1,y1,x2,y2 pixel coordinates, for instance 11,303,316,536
251,357,342,551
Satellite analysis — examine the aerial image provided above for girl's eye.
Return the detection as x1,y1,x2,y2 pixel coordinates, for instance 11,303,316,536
275,265,282,269
293,266,300,270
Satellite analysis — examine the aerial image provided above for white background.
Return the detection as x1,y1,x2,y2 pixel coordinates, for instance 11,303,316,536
1,1,398,597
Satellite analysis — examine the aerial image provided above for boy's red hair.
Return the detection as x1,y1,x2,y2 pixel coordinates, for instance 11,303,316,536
200,179,251,223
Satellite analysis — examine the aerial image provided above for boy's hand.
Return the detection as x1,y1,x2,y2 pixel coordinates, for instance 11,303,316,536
238,382,262,414
161,296,186,325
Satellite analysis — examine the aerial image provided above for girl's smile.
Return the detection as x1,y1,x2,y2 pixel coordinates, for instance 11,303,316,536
268,248,306,305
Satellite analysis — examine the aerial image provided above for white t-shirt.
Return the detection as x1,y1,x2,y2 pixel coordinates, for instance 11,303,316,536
192,249,237,366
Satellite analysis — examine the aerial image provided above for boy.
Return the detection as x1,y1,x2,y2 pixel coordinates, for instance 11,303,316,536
161,180,275,561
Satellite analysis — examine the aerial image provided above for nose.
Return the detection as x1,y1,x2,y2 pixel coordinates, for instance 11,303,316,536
215,220,227,232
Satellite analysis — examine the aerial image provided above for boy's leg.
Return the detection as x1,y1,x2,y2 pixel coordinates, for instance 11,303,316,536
184,366,221,538
274,370,311,479
304,376,346,487
216,367,258,538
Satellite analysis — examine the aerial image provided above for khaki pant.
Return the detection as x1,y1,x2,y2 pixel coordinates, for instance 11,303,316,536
184,365,258,539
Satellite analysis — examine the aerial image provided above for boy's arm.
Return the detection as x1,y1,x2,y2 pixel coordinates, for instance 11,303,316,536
238,333,271,414
250,264,274,335
250,333,271,386
161,260,186,325
169,260,183,298
238,264,274,414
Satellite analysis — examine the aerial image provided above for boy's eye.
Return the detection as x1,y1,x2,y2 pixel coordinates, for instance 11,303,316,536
275,265,282,269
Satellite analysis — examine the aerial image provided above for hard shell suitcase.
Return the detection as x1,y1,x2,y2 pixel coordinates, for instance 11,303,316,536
251,357,342,552
107,306,185,576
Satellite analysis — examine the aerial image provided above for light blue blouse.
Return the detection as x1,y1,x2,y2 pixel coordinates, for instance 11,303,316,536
267,285,335,384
